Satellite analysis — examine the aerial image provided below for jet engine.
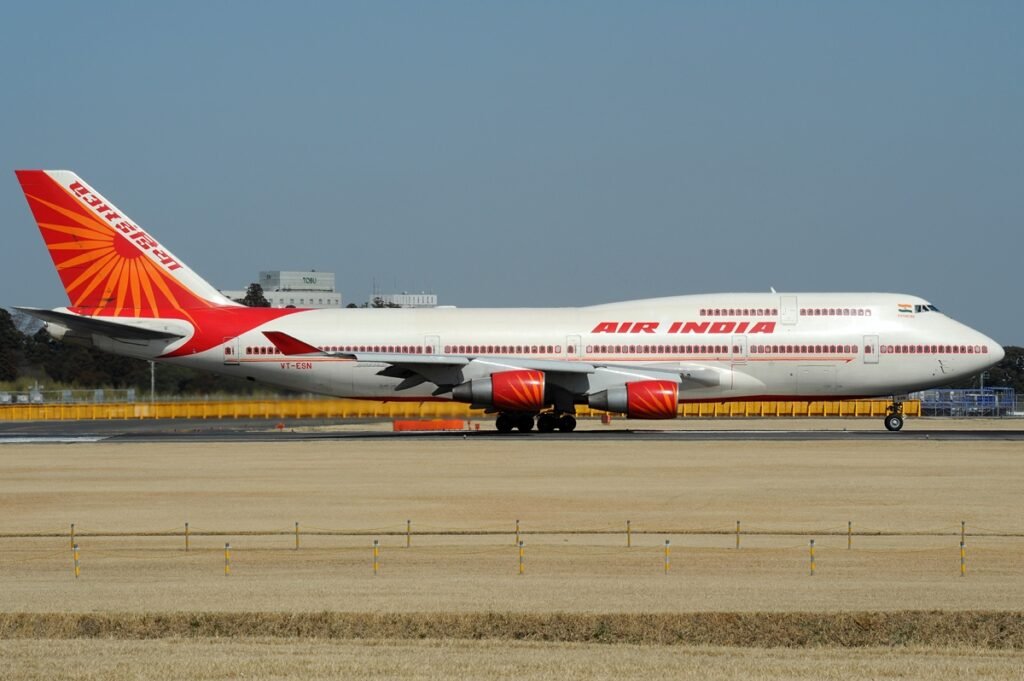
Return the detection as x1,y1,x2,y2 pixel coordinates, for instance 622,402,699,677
452,369,546,412
588,380,679,419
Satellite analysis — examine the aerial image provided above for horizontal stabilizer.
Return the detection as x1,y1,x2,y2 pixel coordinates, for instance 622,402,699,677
17,307,187,341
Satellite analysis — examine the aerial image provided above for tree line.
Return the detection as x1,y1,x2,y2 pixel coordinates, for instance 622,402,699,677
0,308,261,396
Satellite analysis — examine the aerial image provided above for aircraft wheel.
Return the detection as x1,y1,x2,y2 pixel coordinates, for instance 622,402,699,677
516,414,535,432
884,414,904,432
537,413,557,433
557,414,577,432
496,414,514,433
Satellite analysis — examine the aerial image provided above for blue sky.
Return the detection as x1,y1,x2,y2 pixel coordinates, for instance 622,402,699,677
2,2,1021,342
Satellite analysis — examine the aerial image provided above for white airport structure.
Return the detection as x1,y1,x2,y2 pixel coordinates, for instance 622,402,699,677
222,270,342,308
371,292,438,308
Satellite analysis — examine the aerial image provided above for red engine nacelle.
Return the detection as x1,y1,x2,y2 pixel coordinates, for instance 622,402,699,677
588,380,679,419
451,369,546,412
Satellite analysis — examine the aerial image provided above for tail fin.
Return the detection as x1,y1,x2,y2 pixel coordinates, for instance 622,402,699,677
15,170,237,318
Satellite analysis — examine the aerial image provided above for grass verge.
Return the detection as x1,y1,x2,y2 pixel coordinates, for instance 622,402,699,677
0,611,1021,647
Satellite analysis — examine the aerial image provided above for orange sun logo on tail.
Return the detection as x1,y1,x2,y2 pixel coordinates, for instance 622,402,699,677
16,170,217,320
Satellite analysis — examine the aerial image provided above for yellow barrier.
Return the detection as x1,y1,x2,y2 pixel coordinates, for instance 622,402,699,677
0,398,919,421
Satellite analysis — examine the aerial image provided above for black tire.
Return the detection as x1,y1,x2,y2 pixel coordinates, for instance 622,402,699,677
558,414,577,432
884,414,904,432
537,413,557,433
516,414,535,432
496,414,514,433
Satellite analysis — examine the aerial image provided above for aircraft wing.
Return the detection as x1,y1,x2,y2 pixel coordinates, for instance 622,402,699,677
17,307,188,341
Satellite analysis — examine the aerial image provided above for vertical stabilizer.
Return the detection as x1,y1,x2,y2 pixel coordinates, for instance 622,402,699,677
15,170,238,318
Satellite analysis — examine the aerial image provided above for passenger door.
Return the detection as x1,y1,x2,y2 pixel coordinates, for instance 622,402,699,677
223,337,239,365
731,335,748,366
425,335,440,355
780,296,799,325
863,335,879,364
565,335,582,359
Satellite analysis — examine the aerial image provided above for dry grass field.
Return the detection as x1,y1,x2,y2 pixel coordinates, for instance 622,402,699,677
1,434,1022,678
2,639,1024,681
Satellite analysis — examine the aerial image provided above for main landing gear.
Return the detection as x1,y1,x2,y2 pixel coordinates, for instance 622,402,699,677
884,401,904,432
537,412,577,433
495,412,576,433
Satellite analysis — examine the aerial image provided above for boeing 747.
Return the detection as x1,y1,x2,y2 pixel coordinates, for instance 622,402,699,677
14,170,1004,432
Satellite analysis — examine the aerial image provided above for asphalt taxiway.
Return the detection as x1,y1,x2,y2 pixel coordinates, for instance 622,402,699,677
1,419,1023,443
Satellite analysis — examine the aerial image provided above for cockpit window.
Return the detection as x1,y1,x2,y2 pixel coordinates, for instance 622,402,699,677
914,304,941,313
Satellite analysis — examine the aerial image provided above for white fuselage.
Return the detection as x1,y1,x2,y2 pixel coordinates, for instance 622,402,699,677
147,292,1001,403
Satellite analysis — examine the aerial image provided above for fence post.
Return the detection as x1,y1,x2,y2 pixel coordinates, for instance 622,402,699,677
626,520,631,548
295,522,300,551
224,543,231,576
73,543,80,579
406,520,411,548
664,540,670,574
185,522,190,552
70,523,75,549
809,539,816,576
735,520,741,550
960,541,966,577
518,540,524,575
515,519,520,546
373,539,380,575
961,520,965,545
847,521,852,550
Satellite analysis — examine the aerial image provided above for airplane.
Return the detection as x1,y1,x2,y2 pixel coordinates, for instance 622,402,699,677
14,169,1004,433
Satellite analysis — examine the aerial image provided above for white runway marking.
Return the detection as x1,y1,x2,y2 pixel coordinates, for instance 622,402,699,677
0,436,106,444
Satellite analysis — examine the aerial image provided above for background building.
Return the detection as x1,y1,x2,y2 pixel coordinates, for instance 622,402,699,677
370,292,438,308
222,270,342,308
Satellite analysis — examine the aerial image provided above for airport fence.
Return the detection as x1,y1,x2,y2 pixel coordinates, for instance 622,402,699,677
0,398,920,421
0,519,1017,580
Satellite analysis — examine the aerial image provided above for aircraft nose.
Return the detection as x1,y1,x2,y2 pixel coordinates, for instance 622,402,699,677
991,341,1005,364
973,332,1004,367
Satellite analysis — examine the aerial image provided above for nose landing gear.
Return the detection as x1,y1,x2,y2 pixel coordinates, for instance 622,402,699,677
884,401,904,432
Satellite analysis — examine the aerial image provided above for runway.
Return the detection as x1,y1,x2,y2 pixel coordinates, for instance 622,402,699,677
2,419,1023,443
